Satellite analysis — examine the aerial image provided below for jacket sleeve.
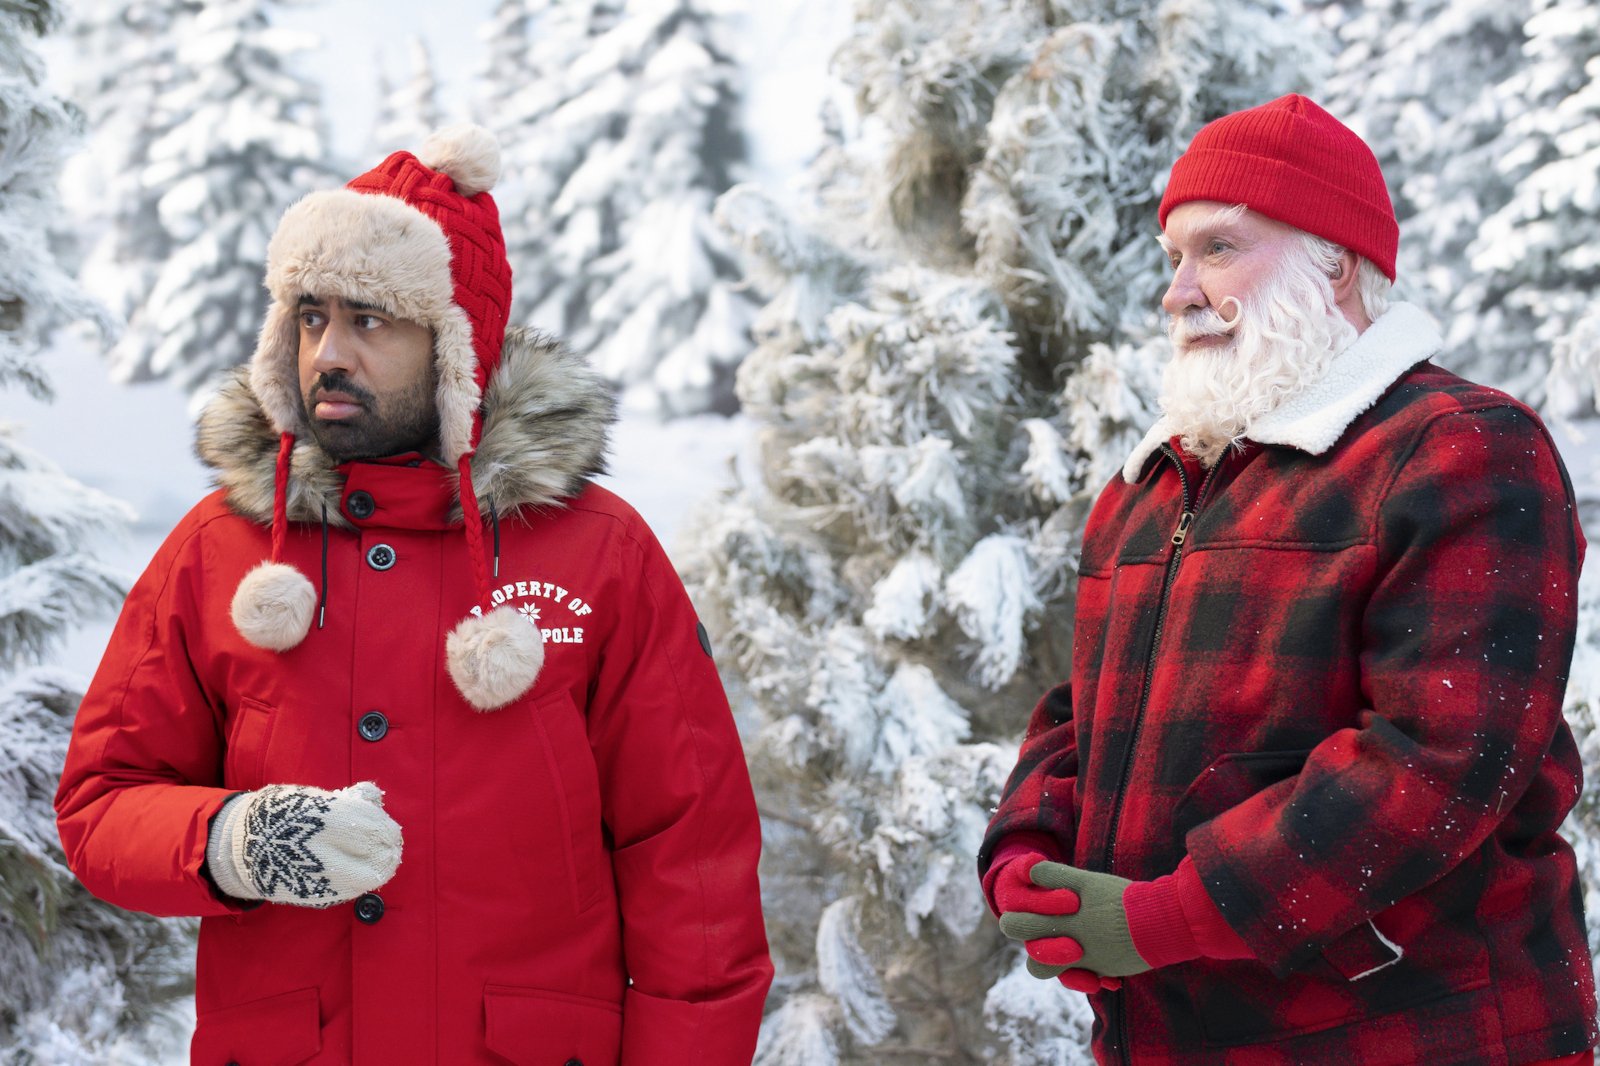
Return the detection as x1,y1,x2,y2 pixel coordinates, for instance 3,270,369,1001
977,681,1078,878
53,513,247,918
585,515,773,1066
1187,403,1586,977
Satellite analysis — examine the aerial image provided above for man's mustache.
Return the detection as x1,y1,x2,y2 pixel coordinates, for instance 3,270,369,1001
1169,297,1244,348
309,375,376,407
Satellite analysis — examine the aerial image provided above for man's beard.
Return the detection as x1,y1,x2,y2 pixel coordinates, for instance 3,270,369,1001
303,372,440,462
1159,249,1359,467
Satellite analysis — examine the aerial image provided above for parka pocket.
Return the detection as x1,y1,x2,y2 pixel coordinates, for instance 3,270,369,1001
1171,748,1311,845
223,696,279,792
528,690,606,913
484,985,621,1066
190,986,320,1066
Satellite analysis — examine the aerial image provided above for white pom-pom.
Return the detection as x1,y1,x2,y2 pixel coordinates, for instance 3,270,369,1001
418,124,501,197
232,561,316,651
446,605,545,711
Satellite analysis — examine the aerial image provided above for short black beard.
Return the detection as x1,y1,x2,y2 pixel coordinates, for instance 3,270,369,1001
303,371,440,463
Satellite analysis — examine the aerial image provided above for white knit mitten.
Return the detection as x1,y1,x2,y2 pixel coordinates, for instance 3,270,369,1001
205,781,403,906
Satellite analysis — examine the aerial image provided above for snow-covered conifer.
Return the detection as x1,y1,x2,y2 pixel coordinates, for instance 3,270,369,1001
681,2,1323,1060
490,0,754,415
372,36,445,157
478,0,536,133
65,0,197,376
72,0,332,401
1322,0,1600,408
0,4,192,1059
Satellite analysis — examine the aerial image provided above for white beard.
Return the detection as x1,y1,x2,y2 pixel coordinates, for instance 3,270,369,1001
1158,251,1359,467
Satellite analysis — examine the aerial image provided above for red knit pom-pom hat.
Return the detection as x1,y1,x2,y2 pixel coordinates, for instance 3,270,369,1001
230,124,545,712
1159,94,1399,281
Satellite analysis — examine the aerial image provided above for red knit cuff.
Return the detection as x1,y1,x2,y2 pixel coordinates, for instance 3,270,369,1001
981,832,1064,916
1124,871,1199,970
1173,857,1253,960
1531,1050,1594,1066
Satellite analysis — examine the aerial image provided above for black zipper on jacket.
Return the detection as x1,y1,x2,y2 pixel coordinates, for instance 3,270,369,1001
1103,443,1221,1065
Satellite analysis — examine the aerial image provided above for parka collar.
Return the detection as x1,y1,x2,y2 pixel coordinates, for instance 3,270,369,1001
1121,302,1444,484
196,326,617,528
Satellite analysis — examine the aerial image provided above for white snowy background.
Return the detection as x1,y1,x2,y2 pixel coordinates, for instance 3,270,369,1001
6,0,1600,1063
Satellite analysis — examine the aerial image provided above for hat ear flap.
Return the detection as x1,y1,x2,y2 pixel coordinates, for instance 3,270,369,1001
433,305,481,466
251,299,305,436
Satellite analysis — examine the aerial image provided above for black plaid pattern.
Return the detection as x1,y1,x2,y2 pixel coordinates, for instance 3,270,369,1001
982,363,1598,1063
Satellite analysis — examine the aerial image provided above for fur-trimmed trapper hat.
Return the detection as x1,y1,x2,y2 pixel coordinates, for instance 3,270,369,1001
231,124,544,712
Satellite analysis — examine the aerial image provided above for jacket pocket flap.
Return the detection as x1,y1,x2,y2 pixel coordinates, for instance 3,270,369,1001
484,985,622,1066
191,986,320,1066
1322,919,1404,981
1172,748,1312,841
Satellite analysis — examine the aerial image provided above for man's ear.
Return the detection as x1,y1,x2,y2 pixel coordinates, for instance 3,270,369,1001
1330,249,1360,302
1329,249,1372,331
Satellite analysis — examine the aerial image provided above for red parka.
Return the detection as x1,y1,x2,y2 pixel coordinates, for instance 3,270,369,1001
982,305,1598,1064
55,330,773,1065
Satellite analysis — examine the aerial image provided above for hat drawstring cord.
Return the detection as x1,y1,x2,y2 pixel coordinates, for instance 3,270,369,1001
490,497,500,579
317,502,329,630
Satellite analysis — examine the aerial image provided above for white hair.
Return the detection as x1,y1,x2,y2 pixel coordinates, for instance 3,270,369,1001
1297,230,1391,322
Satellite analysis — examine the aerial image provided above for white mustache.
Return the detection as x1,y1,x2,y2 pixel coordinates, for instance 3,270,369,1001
1169,296,1244,349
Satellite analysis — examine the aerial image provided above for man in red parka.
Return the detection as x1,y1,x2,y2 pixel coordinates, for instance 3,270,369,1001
55,125,773,1065
980,95,1598,1064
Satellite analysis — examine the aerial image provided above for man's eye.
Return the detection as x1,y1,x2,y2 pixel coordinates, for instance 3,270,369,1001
1207,240,1231,256
355,314,381,329
300,312,323,329
1167,254,1181,270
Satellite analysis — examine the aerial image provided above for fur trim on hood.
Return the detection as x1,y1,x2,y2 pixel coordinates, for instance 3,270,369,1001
197,326,616,526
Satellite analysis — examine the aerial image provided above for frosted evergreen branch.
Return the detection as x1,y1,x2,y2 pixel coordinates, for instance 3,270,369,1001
0,556,127,667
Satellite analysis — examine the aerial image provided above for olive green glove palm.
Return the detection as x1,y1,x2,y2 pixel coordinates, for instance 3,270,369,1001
998,861,1151,980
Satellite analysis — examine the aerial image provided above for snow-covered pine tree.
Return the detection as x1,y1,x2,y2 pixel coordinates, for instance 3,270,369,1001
681,2,1324,1061
1320,0,1600,409
1,3,193,1060
74,0,331,401
489,0,753,415
478,0,536,131
372,36,444,157
65,0,198,380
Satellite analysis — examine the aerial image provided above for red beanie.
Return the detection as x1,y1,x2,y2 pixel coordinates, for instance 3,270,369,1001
1159,94,1398,281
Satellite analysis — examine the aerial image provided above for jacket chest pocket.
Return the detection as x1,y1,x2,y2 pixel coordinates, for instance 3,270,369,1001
223,697,279,792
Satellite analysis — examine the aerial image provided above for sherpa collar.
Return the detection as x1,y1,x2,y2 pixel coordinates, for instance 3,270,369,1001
196,325,617,527
1120,302,1443,483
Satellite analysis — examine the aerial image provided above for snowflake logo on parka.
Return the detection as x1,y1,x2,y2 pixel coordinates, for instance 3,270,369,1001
517,603,541,626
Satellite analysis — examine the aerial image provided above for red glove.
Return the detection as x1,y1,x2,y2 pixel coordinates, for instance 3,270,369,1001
986,843,1122,993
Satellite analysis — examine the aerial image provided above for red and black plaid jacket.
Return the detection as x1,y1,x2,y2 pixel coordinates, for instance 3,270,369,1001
982,307,1598,1064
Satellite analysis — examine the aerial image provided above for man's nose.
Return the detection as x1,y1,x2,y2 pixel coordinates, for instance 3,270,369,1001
1161,262,1206,317
310,321,355,375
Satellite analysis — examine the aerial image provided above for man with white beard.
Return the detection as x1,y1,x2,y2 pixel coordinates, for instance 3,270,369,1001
979,95,1596,1065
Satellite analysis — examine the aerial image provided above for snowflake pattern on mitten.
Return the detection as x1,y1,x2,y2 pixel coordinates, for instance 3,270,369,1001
242,785,336,900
